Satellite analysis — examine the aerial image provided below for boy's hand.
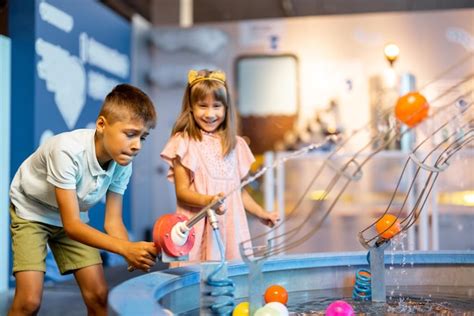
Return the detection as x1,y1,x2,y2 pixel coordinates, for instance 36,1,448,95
212,193,226,215
259,210,280,228
122,241,157,272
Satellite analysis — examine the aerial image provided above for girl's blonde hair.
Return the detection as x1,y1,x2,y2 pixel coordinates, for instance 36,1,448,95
172,70,238,156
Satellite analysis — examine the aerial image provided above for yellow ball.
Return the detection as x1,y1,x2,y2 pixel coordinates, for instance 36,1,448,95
233,302,250,316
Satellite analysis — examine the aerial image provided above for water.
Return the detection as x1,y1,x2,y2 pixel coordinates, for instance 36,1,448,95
288,286,474,315
174,285,474,315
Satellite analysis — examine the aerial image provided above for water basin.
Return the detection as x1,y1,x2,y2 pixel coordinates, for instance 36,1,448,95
109,251,474,315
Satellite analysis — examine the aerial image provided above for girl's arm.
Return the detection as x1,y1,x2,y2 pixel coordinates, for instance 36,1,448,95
173,158,223,208
55,187,157,271
242,189,280,227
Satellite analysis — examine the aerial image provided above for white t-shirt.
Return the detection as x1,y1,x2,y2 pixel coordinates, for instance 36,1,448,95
10,129,132,227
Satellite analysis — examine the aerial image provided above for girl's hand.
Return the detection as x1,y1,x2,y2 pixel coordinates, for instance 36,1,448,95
211,193,226,215
259,210,280,228
122,241,157,272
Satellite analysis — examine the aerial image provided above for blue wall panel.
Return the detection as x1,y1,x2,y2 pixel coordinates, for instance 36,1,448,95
1,35,12,294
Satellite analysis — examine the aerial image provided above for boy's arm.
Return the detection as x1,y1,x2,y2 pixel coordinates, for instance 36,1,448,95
55,187,156,271
173,158,222,208
241,189,280,227
103,191,128,240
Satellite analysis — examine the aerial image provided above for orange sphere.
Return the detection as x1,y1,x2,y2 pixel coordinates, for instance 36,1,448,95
375,214,401,239
395,92,429,127
264,284,288,305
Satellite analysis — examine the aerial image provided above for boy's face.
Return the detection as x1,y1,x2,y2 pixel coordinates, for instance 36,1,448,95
95,114,151,167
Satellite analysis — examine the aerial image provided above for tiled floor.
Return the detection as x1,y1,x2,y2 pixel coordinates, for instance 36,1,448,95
1,262,169,316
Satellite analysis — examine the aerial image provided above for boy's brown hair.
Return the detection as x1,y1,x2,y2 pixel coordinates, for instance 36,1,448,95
99,84,157,128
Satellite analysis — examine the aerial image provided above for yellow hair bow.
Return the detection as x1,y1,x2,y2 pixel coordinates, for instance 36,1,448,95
188,70,226,86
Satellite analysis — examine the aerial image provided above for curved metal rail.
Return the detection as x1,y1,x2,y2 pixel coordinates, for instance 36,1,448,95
239,55,473,260
358,116,473,248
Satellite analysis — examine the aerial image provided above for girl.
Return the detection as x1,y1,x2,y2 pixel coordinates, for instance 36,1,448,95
161,69,279,265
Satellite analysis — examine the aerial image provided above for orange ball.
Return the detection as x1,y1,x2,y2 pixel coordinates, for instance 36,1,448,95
264,284,288,305
395,92,429,127
375,214,401,239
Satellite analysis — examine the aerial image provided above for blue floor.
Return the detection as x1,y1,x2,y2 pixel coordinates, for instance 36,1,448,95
2,262,168,315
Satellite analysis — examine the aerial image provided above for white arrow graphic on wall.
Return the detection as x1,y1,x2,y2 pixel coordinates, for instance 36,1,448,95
36,38,86,129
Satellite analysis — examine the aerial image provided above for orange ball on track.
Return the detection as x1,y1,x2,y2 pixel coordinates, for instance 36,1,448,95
375,214,401,239
395,92,429,127
264,284,288,305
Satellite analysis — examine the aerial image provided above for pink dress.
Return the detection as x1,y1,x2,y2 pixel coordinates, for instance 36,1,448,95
160,132,255,265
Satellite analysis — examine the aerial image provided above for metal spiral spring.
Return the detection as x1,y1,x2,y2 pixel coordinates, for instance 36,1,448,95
352,268,372,300
205,229,235,315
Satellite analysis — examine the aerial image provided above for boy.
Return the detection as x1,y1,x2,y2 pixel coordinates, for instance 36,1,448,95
8,84,157,316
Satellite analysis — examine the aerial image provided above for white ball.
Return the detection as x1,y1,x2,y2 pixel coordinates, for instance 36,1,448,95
265,302,289,316
162,308,174,316
254,305,280,316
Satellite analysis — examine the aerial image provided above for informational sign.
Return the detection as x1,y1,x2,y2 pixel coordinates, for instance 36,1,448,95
34,0,131,142
237,55,298,116
239,21,285,51
10,0,132,232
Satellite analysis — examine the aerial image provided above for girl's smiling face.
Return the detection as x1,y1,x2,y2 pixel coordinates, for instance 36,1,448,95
192,94,226,133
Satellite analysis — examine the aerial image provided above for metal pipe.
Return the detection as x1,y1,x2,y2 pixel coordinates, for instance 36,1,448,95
179,0,193,27
185,201,219,229
185,139,333,231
